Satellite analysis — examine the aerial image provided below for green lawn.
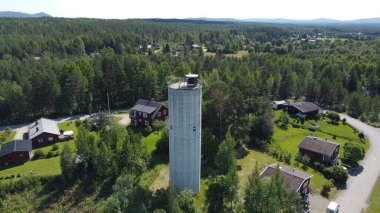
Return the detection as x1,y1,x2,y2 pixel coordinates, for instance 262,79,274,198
204,50,249,58
0,121,78,183
141,131,162,153
366,176,380,213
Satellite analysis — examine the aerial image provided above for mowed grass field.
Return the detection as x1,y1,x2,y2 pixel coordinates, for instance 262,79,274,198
204,50,249,58
366,176,380,213
0,121,78,182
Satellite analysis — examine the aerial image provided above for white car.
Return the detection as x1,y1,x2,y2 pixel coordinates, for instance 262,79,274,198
326,201,340,213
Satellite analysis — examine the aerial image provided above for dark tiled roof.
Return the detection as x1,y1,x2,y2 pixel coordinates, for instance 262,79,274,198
260,164,312,192
298,136,340,156
28,118,60,139
131,99,164,118
290,102,321,113
0,140,32,157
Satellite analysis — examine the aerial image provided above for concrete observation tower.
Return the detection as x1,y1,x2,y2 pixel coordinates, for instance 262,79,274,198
168,74,202,193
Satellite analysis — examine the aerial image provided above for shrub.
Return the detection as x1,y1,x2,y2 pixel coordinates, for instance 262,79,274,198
292,122,301,128
333,166,348,184
283,152,291,165
52,144,59,151
322,166,335,179
321,182,333,197
152,120,167,132
358,132,365,140
145,126,153,134
33,150,45,160
342,143,365,166
75,120,82,128
46,151,55,158
327,112,340,122
342,118,347,124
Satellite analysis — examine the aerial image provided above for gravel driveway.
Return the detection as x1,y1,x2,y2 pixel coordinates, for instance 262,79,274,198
335,114,380,212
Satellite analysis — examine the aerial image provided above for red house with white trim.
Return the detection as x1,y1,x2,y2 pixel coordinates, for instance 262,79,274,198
129,99,168,128
28,118,60,147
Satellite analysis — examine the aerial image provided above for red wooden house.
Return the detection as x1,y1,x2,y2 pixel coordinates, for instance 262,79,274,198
129,99,168,128
260,164,312,202
0,140,32,165
298,136,340,166
28,118,60,147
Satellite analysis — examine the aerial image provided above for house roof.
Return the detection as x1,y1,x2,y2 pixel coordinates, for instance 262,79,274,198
260,164,312,192
131,99,164,118
28,118,60,140
298,136,340,156
192,44,200,48
289,102,321,113
273,100,287,105
0,140,32,157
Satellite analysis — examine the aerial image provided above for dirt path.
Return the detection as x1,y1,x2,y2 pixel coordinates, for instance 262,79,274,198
150,166,169,191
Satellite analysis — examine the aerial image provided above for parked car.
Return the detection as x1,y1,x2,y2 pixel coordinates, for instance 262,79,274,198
326,201,340,213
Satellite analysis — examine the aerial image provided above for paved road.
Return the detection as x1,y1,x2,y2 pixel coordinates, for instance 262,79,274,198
336,114,380,212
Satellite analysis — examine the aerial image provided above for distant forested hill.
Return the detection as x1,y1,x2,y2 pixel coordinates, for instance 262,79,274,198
0,11,51,18
0,18,379,128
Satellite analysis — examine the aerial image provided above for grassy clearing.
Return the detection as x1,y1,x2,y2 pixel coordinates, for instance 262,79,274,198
204,50,249,58
141,131,162,154
0,157,61,181
366,176,380,213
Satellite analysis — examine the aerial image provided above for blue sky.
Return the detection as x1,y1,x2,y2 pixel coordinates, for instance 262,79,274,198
1,0,379,20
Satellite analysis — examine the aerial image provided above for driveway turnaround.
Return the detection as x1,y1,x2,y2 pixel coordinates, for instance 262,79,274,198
336,114,380,212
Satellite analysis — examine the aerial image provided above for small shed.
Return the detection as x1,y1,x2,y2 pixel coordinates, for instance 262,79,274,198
0,140,32,165
272,100,287,109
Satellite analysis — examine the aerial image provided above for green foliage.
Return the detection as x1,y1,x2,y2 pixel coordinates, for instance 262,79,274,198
60,144,76,182
343,142,365,166
333,166,348,184
33,150,45,160
201,128,219,165
243,164,301,213
321,182,333,197
215,130,237,175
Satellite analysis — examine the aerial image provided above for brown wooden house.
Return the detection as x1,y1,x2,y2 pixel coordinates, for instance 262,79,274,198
129,99,168,128
28,118,60,147
0,140,32,165
287,102,321,117
298,136,340,166
260,164,312,202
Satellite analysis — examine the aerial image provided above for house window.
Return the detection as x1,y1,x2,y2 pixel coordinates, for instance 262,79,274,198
163,110,167,115
48,137,54,142
157,112,161,117
143,113,147,118
133,111,137,116
139,112,142,115
20,154,23,157
139,119,142,122
193,126,196,131
145,120,149,126
38,138,43,143
134,119,137,126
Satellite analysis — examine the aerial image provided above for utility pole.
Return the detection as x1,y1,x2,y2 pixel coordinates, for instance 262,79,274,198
107,92,111,115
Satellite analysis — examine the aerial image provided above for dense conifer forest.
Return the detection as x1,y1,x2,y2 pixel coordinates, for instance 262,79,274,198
1,18,380,212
